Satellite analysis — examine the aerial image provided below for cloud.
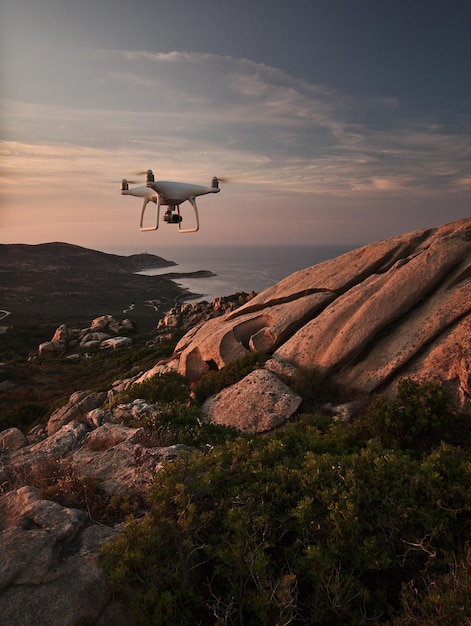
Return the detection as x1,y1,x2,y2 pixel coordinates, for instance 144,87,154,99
2,49,469,248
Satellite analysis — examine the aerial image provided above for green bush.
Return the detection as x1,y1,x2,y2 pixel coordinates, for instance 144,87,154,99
111,340,177,371
110,370,191,407
193,351,268,404
393,547,471,625
102,381,470,625
351,378,463,453
290,366,345,407
8,458,144,521
0,400,48,432
120,400,240,448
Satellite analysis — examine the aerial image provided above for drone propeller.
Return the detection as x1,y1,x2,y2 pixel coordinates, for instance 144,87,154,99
128,170,232,185
109,179,140,184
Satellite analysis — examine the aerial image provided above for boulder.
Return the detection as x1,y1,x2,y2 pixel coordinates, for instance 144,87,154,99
47,390,108,435
51,324,80,343
88,315,133,335
177,218,471,412
26,424,47,445
0,427,27,451
80,331,111,346
30,420,90,458
132,358,179,385
38,339,66,357
202,369,302,433
71,437,191,495
100,336,132,350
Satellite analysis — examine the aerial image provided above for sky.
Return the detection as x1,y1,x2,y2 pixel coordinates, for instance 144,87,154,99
1,0,470,254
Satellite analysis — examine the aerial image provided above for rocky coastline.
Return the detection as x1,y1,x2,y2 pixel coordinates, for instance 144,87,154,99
0,242,208,331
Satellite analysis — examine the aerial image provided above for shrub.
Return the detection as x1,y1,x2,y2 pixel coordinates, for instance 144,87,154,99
0,400,48,432
290,366,346,409
102,382,470,625
351,378,461,453
121,400,240,449
110,370,191,407
192,351,268,404
111,340,177,371
393,547,471,624
8,457,144,521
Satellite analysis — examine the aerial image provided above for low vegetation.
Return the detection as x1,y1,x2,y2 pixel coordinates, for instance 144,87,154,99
8,457,146,522
0,329,178,432
101,379,471,625
2,332,470,623
192,351,269,404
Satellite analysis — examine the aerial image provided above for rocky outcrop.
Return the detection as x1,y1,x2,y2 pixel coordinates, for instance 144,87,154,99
0,392,190,626
153,292,256,343
177,218,471,412
37,298,257,357
47,391,108,435
0,486,135,626
38,315,134,357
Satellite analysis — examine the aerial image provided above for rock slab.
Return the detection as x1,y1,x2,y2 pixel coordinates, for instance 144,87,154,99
177,218,471,412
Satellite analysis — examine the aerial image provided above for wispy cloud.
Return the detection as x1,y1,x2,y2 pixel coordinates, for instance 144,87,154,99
2,49,469,247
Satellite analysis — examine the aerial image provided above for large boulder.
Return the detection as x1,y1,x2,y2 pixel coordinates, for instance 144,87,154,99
177,218,471,412
202,369,302,433
0,428,27,451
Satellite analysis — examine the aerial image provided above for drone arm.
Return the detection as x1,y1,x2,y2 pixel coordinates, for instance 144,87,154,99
178,197,199,233
140,195,162,231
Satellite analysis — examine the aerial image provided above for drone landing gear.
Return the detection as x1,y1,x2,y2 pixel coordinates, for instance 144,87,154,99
139,196,199,233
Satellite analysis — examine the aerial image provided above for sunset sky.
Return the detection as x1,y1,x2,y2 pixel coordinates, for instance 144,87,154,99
1,0,470,254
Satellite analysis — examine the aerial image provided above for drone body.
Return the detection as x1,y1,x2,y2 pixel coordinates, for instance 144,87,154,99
121,169,220,233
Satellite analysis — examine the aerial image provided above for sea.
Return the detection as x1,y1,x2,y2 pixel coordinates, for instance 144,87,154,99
137,244,355,302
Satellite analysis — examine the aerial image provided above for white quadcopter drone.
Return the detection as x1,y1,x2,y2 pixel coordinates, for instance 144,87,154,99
121,169,221,233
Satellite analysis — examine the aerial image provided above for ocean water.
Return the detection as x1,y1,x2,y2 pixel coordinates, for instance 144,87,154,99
138,244,354,302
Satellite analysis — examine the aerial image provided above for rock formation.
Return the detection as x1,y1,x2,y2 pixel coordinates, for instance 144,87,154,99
0,391,189,626
38,315,135,357
154,292,256,342
176,218,471,413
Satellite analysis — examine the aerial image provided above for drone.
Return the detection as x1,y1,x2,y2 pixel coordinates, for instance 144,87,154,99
121,169,221,233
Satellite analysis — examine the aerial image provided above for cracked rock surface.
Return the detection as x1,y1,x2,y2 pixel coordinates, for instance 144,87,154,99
177,218,471,412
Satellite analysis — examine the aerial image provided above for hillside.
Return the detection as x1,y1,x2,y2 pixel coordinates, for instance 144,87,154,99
0,242,187,331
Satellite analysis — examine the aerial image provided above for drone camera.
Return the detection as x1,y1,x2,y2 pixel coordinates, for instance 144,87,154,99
163,213,183,224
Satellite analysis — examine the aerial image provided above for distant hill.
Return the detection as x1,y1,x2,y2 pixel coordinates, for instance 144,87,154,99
0,242,188,331
0,242,175,273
